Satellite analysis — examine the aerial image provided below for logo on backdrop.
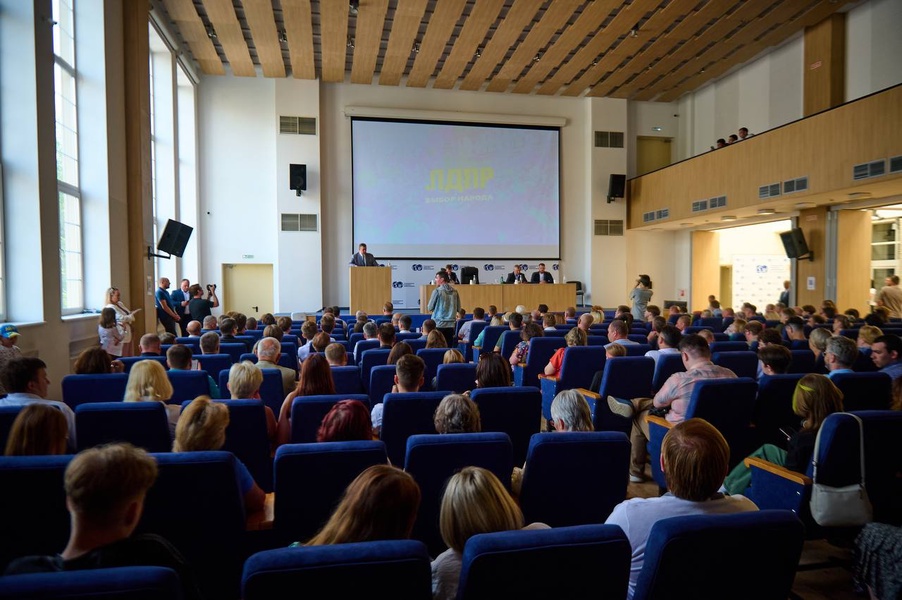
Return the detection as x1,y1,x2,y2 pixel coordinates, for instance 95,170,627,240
483,264,494,271
552,263,559,271
756,265,768,273
392,281,403,289
520,264,530,271
451,264,459,271
411,264,423,272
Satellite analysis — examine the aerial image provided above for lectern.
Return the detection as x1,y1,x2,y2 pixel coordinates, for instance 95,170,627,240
349,266,391,315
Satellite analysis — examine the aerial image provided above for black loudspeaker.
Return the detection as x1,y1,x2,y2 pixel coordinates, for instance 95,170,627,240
157,219,193,258
607,174,626,202
780,227,811,260
290,164,307,195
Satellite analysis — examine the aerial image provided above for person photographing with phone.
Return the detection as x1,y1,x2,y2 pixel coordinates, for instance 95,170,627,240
188,283,220,322
630,274,653,322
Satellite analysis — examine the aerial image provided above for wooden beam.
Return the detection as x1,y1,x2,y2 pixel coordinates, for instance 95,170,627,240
281,0,315,79
379,0,428,86
201,0,256,76
406,0,468,88
320,1,350,82
433,0,505,90
161,0,224,75
243,0,286,77
350,0,389,84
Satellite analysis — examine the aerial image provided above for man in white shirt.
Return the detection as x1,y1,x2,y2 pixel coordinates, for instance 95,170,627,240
0,357,76,450
645,325,681,365
605,319,638,349
606,419,757,599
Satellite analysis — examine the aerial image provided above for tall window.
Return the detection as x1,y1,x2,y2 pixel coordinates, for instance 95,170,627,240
53,0,83,313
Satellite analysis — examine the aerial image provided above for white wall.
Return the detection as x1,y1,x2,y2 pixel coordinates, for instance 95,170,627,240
846,0,902,102
627,100,679,177
718,220,792,310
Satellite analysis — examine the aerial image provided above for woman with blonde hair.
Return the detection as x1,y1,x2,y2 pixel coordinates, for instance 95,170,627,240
4,404,69,456
123,360,179,436
305,464,420,546
857,325,883,349
431,466,548,600
174,396,265,512
808,327,833,361
724,373,843,495
544,327,586,377
104,286,138,356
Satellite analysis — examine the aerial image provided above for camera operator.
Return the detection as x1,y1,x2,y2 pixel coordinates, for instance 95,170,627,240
187,283,219,322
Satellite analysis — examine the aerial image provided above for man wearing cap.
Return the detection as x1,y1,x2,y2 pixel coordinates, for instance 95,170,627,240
0,324,23,396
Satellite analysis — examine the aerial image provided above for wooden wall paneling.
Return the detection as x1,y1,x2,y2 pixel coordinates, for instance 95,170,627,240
243,0,286,77
804,13,846,117
405,0,467,88
201,0,256,76
691,231,719,312
281,0,315,79
433,0,505,89
378,0,428,86
123,0,155,339
836,209,872,317
319,1,350,82
161,0,224,75
796,207,827,308
350,0,389,84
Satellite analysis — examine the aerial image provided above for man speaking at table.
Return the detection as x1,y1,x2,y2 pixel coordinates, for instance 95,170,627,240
349,242,378,267
531,262,554,284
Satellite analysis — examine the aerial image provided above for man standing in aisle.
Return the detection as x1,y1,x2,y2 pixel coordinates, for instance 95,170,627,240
428,270,460,347
169,278,191,335
155,278,180,336
877,275,902,319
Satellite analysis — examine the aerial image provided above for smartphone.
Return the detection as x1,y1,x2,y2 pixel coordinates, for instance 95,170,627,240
191,359,200,371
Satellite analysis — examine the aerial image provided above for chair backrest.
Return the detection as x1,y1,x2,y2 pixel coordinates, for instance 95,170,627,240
694,317,724,329
830,371,892,411
368,364,397,407
359,348,391,391
557,346,606,391
380,392,447,466
218,399,272,492
405,338,426,353
117,356,167,373
396,331,422,342
272,441,388,543
622,343,652,357
241,540,432,600
166,369,211,403
788,349,817,374
257,368,286,415
597,357,656,409
61,373,130,409
685,377,759,468
435,363,478,394
348,332,364,348
476,326,508,355
587,335,608,346
458,525,630,600
498,329,522,359
469,386,542,466
219,342,248,364
239,353,257,363
853,348,878,372
753,373,804,448
519,432,630,527
415,348,450,386
353,339,380,359
0,566,183,600
651,353,685,393
290,394,371,443
75,402,171,453
195,354,232,381
0,455,71,570
711,351,758,379
513,337,566,388
632,511,804,600
709,341,749,353
0,405,22,451
404,432,513,556
332,365,365,395
137,451,246,600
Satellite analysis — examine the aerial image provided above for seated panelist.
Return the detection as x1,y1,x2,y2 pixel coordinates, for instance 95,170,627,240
506,265,528,284
530,262,554,284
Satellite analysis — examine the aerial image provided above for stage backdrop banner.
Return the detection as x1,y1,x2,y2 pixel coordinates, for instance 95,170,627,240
378,260,562,310
731,254,790,312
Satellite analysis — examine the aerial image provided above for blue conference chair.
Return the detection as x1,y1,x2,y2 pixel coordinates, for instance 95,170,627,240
166,369,211,403
61,373,129,408
435,362,478,394
289,394,370,443
469,386,542,466
0,566,182,600
117,356,167,373
539,346,606,420
379,392,448,467
75,402,171,453
368,364,397,407
331,365,365,395
589,356,655,437
512,337,566,389
650,352,685,394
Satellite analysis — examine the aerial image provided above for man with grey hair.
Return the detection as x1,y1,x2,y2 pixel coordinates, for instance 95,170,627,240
354,321,379,360
199,331,220,355
824,335,857,378
256,336,297,396
202,315,218,330
550,389,594,432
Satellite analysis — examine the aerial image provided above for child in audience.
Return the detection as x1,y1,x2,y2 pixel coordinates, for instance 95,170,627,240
510,322,544,366
174,396,265,513
304,464,420,546
4,403,69,456
317,399,372,442
605,343,626,359
431,466,549,600
723,373,843,495
98,307,123,358
123,360,179,437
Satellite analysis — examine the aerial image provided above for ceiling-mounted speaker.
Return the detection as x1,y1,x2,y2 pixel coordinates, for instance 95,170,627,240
290,164,307,196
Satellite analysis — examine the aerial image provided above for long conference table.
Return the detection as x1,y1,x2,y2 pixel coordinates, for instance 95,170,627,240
418,283,577,313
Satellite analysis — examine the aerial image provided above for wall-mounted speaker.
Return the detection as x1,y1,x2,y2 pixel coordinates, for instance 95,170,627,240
607,174,626,203
157,219,193,257
290,164,307,195
780,227,812,260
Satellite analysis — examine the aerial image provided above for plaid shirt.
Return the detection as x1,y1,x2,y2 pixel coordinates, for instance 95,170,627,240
653,361,737,423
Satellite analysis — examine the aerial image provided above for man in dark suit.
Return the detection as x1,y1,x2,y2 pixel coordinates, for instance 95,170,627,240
444,264,459,284
530,262,554,284
349,243,378,267
505,265,528,284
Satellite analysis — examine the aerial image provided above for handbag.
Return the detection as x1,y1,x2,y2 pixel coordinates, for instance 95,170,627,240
809,413,873,527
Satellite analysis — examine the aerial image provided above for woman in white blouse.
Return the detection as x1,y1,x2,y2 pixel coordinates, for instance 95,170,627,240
104,287,139,357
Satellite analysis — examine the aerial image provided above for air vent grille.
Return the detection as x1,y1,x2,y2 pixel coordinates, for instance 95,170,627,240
709,196,726,209
594,219,624,236
643,209,670,223
281,213,318,232
759,183,781,199
691,200,708,213
279,116,317,135
890,156,902,173
594,131,624,148
853,159,886,180
782,176,809,194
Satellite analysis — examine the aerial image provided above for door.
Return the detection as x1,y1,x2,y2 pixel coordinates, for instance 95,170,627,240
720,266,733,310
222,264,274,316
636,137,672,176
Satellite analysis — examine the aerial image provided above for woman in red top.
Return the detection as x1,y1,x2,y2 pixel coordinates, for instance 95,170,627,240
543,327,587,377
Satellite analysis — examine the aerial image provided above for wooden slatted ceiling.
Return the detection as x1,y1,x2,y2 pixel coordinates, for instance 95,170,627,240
200,0,255,76
243,0,285,77
161,0,223,75
406,0,468,88
159,0,856,102
350,0,389,84
281,0,315,80
379,0,429,86
458,0,543,92
485,0,583,94
433,0,505,90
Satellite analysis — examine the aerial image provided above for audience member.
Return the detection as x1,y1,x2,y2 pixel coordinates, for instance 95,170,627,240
4,403,69,456
202,315,218,330
387,341,413,365
97,307,124,358
758,344,792,377
549,389,593,432
3,443,203,600
0,323,24,396
377,322,396,349
724,374,843,495
277,354,334,445
199,331,220,355
297,320,319,362
304,464,420,546
433,394,481,434
316,399,372,443
876,276,902,318
432,467,548,600
372,354,426,436
606,319,637,349
74,346,124,374
457,307,485,343
606,419,757,599
311,332,330,354
510,322,544,366
808,327,833,361
697,329,715,344
138,333,162,356
544,327,587,377
174,396,265,512
0,357,75,449
426,329,448,349
871,334,902,379
857,325,882,349
823,335,857,377
166,344,220,398
123,360,178,437
255,336,297,396
475,353,512,389
324,342,347,367
227,360,277,442
398,315,413,333
605,343,627,359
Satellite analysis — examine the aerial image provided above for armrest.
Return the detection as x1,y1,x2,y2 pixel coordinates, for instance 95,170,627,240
537,374,557,382
577,388,599,400
744,457,812,486
646,415,672,430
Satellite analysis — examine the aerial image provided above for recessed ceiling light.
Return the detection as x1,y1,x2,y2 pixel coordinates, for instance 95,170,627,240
758,208,776,215
721,215,737,221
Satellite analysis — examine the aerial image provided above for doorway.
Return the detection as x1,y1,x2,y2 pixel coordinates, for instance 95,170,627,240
222,264,274,316
637,136,672,176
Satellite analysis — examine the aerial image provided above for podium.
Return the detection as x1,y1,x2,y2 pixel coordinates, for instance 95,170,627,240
349,267,391,315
